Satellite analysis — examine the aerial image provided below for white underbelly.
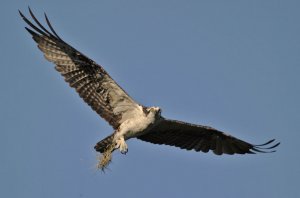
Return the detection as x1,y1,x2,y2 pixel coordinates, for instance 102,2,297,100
118,115,155,139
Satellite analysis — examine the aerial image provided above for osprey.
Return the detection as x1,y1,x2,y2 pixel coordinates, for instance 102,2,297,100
19,8,279,169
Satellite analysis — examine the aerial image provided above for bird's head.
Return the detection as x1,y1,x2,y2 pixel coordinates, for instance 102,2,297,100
147,106,162,118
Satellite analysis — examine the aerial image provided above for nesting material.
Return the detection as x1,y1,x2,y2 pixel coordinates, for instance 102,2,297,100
97,144,115,171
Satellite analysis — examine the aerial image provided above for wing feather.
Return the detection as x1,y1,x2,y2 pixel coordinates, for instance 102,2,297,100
20,8,139,129
138,119,280,155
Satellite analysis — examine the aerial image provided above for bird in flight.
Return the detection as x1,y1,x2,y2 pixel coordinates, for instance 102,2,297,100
19,8,279,170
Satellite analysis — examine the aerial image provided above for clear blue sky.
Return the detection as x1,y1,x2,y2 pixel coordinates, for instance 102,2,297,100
1,1,299,197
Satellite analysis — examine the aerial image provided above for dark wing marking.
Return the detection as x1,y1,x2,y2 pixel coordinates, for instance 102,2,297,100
19,8,139,129
138,119,280,155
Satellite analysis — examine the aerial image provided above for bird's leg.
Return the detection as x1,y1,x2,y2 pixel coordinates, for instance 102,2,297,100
115,136,128,154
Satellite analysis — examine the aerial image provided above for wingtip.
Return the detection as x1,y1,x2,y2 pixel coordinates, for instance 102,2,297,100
19,6,32,16
254,139,275,147
44,12,50,24
44,11,62,40
28,6,34,17
252,139,280,154
24,27,36,35
18,9,25,18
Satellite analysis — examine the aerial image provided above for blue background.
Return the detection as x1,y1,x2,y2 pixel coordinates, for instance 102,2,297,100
1,1,299,197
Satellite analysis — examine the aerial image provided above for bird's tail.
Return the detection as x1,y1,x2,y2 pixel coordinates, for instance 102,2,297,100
94,134,115,153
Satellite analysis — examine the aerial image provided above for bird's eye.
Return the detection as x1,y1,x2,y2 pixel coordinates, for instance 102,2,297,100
157,109,161,115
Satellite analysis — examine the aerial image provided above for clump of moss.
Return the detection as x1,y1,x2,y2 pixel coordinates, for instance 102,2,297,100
97,144,115,171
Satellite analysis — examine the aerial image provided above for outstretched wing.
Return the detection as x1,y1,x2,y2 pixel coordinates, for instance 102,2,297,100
138,119,280,155
19,8,140,129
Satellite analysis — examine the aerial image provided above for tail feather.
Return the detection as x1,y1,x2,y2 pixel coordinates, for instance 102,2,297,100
94,134,115,153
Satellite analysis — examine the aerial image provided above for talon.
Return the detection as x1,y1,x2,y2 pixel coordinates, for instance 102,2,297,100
115,137,128,154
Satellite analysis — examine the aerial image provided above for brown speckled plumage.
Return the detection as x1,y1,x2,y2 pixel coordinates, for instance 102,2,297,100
19,8,137,129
